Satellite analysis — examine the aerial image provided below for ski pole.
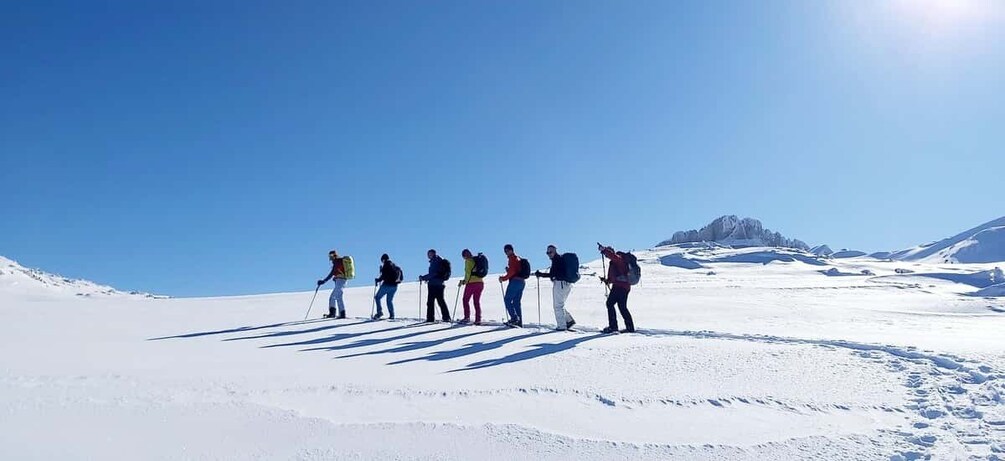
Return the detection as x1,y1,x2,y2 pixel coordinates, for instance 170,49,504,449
304,285,321,321
418,280,423,320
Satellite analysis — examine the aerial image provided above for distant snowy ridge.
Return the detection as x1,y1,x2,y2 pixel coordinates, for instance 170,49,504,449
658,215,810,251
810,245,834,256
889,216,1005,264
0,255,162,298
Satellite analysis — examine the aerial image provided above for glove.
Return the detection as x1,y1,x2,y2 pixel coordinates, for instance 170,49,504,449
316,280,324,286
498,275,505,282
534,270,542,278
458,280,466,287
374,278,380,284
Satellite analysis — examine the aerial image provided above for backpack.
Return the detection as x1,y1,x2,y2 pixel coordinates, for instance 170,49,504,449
561,253,581,283
342,256,356,280
518,258,531,279
439,258,452,281
622,252,640,285
393,264,404,283
472,253,489,278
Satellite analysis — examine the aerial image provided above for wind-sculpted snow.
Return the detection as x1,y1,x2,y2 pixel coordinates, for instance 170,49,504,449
658,246,828,269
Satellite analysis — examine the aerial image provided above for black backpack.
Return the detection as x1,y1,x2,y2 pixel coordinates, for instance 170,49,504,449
472,253,489,278
622,252,641,285
439,258,452,280
561,253,581,283
518,258,531,279
394,264,404,283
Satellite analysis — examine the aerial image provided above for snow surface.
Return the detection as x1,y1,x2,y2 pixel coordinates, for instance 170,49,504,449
889,216,1005,264
0,255,161,299
2,249,1005,460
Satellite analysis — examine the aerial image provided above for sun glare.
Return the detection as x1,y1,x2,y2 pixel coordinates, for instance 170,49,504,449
892,0,985,30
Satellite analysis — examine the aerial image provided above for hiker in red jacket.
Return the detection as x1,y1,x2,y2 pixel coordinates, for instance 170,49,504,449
498,244,526,327
599,243,635,334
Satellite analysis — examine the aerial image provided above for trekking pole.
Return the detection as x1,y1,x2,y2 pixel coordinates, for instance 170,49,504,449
600,250,609,296
500,280,506,321
536,276,541,327
304,285,321,321
370,281,378,319
418,280,423,320
452,276,467,321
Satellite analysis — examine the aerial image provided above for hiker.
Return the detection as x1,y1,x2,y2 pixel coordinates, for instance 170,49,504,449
317,250,348,319
534,244,577,331
499,244,527,327
373,253,402,320
418,249,451,322
458,249,485,325
599,243,635,334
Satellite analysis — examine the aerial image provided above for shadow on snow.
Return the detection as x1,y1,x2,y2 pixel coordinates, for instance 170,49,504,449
388,330,559,366
448,333,607,372
147,317,335,341
336,327,508,359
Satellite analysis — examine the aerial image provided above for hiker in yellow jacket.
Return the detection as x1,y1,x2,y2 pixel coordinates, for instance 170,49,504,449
458,249,485,325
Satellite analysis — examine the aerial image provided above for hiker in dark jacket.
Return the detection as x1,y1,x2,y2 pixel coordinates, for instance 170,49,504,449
599,244,635,334
372,254,401,320
534,244,576,331
418,249,451,322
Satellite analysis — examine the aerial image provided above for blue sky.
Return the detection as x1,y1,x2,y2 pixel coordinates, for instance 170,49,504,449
2,1,1003,297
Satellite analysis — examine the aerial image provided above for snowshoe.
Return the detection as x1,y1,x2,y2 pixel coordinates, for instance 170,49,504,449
601,327,619,335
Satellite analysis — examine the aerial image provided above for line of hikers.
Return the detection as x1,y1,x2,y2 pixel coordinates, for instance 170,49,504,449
317,243,638,334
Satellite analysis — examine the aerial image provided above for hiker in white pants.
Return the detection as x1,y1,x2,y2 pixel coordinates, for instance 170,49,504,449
317,250,348,319
534,244,577,331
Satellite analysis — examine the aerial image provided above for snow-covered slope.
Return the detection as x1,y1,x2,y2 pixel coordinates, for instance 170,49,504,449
0,255,161,299
889,216,1005,264
2,251,1004,460
659,215,810,251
